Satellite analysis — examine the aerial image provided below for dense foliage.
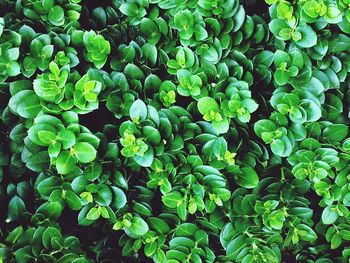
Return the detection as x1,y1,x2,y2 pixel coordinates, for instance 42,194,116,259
1,0,350,262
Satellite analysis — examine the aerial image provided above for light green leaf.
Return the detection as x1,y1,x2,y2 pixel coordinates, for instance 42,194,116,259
197,97,219,114
322,206,339,225
162,191,182,208
129,217,149,236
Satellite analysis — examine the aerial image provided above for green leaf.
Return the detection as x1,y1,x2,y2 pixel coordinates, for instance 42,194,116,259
129,217,149,236
303,0,320,18
143,126,161,145
40,201,63,220
343,193,350,206
162,191,182,208
14,246,32,263
8,196,26,221
42,227,61,249
49,61,60,76
254,119,277,137
324,4,342,24
271,139,285,156
142,43,157,65
340,230,350,241
269,210,285,230
274,68,290,85
331,233,342,249
177,201,187,220
65,190,82,211
323,124,348,143
329,34,350,53
232,5,245,32
56,150,77,175
175,223,197,237
120,2,138,17
124,64,145,80
212,137,227,159
271,136,292,157
133,147,154,167
253,51,274,66
155,249,166,262
95,185,112,206
84,163,102,181
148,218,170,234
226,235,246,260
213,118,230,134
274,50,290,66
16,91,42,119
169,237,194,249
296,224,317,242
296,25,317,48
197,97,219,114
269,18,289,37
37,176,62,197
86,207,100,220
38,130,56,145
7,61,21,76
236,166,259,189
74,142,97,163
26,151,50,172
58,129,76,149
111,186,127,209
322,206,339,225
48,6,65,26
130,99,148,121
5,226,24,243
144,242,157,257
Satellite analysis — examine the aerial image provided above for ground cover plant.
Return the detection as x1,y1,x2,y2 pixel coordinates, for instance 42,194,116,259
1,0,350,262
